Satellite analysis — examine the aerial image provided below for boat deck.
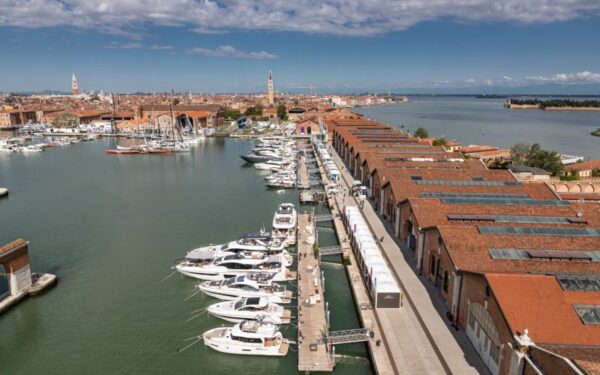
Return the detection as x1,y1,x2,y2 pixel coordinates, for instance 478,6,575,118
279,340,290,355
296,212,334,372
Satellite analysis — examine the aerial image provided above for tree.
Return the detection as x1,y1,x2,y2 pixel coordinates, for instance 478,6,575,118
432,137,447,146
525,149,564,176
277,104,288,120
224,108,241,119
245,105,263,117
414,127,429,138
592,168,600,177
510,141,532,164
172,98,180,106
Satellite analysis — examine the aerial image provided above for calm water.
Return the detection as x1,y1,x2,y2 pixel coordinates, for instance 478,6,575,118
355,96,600,158
0,139,371,374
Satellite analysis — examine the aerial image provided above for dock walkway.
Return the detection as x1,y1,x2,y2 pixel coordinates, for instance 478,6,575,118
297,212,334,372
312,140,397,375
328,142,487,375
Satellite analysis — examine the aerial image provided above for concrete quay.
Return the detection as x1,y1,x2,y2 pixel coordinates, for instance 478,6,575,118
328,142,488,375
296,212,334,372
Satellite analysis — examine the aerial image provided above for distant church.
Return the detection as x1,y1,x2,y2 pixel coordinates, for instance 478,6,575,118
72,73,79,95
267,70,274,106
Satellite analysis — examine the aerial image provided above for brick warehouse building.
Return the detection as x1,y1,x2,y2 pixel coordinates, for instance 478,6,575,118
330,116,600,375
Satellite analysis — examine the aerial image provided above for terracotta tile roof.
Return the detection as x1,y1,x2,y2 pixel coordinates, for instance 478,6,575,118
565,160,600,172
486,273,600,346
408,191,584,229
559,193,600,201
460,145,499,153
540,346,600,375
437,225,600,274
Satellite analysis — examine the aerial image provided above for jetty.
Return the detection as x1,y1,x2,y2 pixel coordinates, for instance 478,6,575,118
311,140,398,374
0,239,56,315
296,212,334,372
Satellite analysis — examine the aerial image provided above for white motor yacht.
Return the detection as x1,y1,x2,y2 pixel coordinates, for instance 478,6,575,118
198,275,292,303
186,232,285,259
203,319,290,356
174,253,289,281
207,297,291,324
271,203,297,246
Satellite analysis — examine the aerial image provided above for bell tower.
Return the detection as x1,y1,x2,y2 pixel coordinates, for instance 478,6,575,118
267,70,274,106
72,73,79,95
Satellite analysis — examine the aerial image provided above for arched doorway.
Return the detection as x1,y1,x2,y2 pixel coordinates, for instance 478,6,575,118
467,302,501,375
176,114,194,130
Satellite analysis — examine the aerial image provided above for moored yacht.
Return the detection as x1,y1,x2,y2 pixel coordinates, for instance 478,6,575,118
207,297,291,324
186,232,285,259
271,203,297,246
198,275,293,303
174,253,289,281
203,319,290,356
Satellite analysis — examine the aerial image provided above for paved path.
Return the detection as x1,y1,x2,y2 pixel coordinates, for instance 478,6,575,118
297,210,333,371
328,143,488,375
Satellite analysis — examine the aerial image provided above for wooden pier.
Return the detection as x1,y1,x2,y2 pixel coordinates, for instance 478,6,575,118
297,212,334,372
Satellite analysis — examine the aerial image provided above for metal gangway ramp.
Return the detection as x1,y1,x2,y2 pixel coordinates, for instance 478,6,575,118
319,246,342,256
314,214,333,222
322,328,371,345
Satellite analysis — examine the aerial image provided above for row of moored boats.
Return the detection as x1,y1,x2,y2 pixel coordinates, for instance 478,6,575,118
240,136,298,189
174,203,298,356
0,135,96,153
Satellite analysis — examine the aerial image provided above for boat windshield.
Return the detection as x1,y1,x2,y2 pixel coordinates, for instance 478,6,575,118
234,299,245,310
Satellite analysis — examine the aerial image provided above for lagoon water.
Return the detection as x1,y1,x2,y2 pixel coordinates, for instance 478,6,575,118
355,96,600,158
0,139,371,374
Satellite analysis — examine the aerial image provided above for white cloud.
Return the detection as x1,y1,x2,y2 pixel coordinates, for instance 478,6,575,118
465,78,476,84
502,75,515,81
525,71,600,84
148,44,174,50
106,42,143,49
1,0,599,36
186,45,278,60
107,42,173,50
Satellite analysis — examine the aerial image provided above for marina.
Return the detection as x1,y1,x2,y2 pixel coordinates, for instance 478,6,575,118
0,138,372,374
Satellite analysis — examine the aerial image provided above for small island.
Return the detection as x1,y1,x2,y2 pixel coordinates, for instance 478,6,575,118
592,128,600,137
506,98,600,111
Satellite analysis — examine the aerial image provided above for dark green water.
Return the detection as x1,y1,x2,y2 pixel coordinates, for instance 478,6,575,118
0,139,371,374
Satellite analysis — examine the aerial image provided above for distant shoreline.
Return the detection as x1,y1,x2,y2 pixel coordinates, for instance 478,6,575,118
507,103,600,112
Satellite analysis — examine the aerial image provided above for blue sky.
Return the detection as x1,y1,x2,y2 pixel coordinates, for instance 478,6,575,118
1,0,600,93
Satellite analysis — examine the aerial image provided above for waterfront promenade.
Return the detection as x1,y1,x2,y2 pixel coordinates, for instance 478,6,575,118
297,212,334,372
327,142,487,374
310,143,397,374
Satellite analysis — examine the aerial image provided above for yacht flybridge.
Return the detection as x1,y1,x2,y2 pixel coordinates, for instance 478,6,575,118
198,275,293,303
272,203,297,246
174,253,291,281
203,319,290,357
207,297,292,324
186,232,285,259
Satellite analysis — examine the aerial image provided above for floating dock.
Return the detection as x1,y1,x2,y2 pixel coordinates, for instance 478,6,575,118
297,212,334,372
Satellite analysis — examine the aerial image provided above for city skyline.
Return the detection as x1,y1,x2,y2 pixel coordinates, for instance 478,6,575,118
1,1,600,93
